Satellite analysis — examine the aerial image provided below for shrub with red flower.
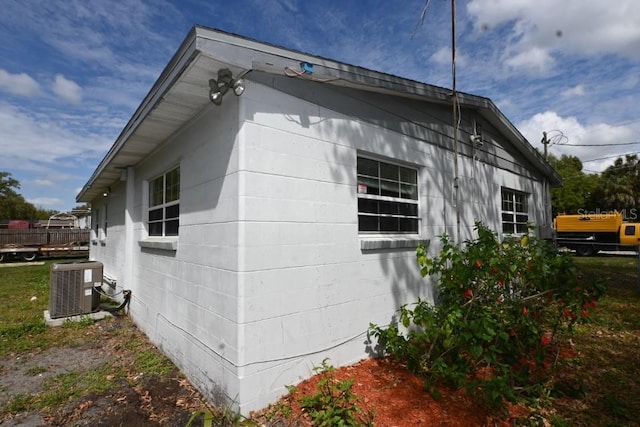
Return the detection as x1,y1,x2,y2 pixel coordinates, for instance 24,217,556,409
371,222,606,410
540,334,552,346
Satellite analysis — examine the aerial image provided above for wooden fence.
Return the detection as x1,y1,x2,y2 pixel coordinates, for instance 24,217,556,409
0,229,90,246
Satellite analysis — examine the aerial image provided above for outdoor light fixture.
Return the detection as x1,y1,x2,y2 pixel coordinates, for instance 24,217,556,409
208,68,245,105
208,79,223,105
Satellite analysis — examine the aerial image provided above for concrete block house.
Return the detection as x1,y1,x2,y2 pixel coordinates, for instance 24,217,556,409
77,26,561,413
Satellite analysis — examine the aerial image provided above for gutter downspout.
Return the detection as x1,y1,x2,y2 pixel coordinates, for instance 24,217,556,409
124,167,135,295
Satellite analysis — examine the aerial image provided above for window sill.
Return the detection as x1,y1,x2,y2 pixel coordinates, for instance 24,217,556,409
360,237,430,251
138,237,178,251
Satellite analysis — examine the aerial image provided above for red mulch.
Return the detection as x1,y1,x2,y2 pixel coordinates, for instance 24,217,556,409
254,357,529,426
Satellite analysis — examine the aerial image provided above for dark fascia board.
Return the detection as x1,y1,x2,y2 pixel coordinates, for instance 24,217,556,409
193,25,454,102
193,25,561,185
457,92,563,186
78,26,561,202
76,28,200,202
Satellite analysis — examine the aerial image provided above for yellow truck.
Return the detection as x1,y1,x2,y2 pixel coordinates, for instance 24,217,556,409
554,212,640,256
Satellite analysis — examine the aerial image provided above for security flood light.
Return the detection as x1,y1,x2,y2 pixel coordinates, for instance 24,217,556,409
209,69,246,105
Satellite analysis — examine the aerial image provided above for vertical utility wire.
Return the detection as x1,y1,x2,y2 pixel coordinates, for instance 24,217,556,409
412,0,433,39
451,0,461,247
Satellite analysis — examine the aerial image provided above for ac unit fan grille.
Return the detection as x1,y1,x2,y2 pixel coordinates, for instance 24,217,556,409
49,262,102,319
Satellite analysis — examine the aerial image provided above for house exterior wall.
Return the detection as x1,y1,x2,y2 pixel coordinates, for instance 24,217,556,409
89,77,550,414
90,99,248,403
231,79,549,411
89,181,126,285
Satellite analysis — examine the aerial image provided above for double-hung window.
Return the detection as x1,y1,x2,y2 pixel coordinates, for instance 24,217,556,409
357,156,419,233
93,208,100,241
148,167,180,237
103,204,108,238
501,188,528,234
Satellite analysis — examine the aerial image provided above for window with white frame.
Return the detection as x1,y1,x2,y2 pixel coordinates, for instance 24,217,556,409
148,167,180,237
357,156,419,233
103,204,108,238
93,208,100,240
501,188,529,234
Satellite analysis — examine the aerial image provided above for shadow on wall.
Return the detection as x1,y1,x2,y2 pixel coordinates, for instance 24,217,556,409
245,71,531,314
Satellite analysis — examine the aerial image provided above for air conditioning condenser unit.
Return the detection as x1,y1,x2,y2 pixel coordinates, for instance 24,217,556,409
50,261,103,319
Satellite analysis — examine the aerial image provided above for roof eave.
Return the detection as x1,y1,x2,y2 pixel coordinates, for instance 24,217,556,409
76,28,200,202
457,93,563,186
78,26,562,202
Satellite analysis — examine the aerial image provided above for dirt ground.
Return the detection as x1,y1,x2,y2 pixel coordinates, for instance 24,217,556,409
0,317,210,426
0,315,525,427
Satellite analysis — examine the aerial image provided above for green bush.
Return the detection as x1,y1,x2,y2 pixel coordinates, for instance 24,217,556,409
370,222,605,409
299,358,374,427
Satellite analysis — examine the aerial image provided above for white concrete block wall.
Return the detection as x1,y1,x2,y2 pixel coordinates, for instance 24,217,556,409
88,180,126,293
90,77,551,414
229,82,551,412
101,99,247,407
233,84,439,411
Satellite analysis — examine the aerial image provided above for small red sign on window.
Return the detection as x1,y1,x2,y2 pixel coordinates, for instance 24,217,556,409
357,183,367,194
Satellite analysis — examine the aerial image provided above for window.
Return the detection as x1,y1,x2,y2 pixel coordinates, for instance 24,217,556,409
93,208,100,240
501,188,529,234
357,156,419,233
148,167,180,237
103,204,108,238
625,225,636,236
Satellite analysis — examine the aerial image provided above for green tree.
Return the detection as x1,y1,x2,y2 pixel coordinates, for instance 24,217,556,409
591,155,640,215
548,155,599,216
0,171,40,221
0,171,20,199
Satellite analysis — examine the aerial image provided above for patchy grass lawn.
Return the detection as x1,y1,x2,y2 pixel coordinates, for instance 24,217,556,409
0,259,212,426
549,256,640,426
1,255,639,426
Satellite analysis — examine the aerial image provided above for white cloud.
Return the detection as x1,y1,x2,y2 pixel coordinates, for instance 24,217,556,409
33,179,55,187
28,197,64,208
561,85,585,97
430,46,468,68
53,74,82,104
504,47,554,75
0,102,113,211
0,103,109,168
518,111,638,172
0,69,40,96
467,0,640,64
430,46,452,65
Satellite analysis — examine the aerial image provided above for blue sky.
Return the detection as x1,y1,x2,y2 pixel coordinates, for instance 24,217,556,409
1,0,640,212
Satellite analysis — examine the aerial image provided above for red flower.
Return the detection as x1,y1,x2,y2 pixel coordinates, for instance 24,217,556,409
497,296,504,303
540,335,551,346
585,299,597,309
522,306,529,315
463,288,473,299
563,309,577,320
491,267,498,274
581,309,589,318
475,260,482,268
497,280,504,287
